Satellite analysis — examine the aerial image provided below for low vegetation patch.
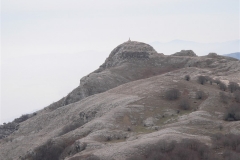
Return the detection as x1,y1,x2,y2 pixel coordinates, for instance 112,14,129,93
14,114,29,123
214,79,221,85
219,92,230,104
24,137,88,160
219,82,227,91
127,139,217,160
128,134,240,160
196,90,205,99
197,75,208,85
165,88,180,100
24,139,65,160
184,75,190,81
59,120,84,136
179,98,191,110
212,133,240,160
234,90,240,103
224,103,240,121
228,82,239,93
207,76,214,85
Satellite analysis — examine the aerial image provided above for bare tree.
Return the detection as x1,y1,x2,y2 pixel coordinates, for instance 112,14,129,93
184,75,190,81
197,76,207,85
219,82,227,91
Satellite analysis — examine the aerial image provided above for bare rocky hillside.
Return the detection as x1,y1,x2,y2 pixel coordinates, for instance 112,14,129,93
1,41,240,160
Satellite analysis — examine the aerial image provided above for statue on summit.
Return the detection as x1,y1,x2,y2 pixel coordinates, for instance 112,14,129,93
128,38,131,42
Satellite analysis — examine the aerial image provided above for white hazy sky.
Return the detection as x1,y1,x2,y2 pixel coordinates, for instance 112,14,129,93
1,0,240,124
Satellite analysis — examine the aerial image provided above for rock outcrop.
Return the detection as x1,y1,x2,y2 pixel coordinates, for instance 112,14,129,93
207,52,218,58
172,50,197,57
99,41,158,69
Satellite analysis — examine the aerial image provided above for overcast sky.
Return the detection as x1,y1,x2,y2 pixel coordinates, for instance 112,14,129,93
1,0,240,124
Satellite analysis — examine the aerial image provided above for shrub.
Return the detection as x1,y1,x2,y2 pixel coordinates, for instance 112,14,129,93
196,90,205,99
224,103,240,121
206,76,214,85
228,82,239,93
127,139,217,160
214,79,221,85
204,76,211,82
26,139,65,160
59,120,84,136
197,76,207,85
219,82,227,91
179,98,191,110
165,88,180,100
14,114,29,123
223,150,240,160
106,136,111,141
212,133,240,151
219,124,223,130
219,92,230,104
184,75,190,81
234,90,240,103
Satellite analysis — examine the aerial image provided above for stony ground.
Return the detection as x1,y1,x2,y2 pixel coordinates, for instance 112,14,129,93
0,41,240,160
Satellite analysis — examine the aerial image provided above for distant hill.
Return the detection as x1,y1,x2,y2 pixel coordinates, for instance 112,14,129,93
150,39,240,56
1,41,240,160
223,52,240,60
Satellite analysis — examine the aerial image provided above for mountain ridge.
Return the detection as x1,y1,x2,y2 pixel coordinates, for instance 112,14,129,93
1,41,240,160
150,39,240,55
224,52,240,60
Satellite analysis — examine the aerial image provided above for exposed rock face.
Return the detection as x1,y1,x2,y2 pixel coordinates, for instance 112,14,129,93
207,52,218,58
100,41,158,69
172,50,197,57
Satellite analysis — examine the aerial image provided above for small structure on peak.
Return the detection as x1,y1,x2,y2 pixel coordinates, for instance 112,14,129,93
128,38,131,42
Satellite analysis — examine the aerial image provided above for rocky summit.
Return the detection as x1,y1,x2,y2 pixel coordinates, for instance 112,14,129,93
101,41,158,69
172,50,197,57
1,41,240,160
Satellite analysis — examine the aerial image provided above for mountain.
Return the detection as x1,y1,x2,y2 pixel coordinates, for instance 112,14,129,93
1,41,240,160
150,39,240,56
223,52,240,60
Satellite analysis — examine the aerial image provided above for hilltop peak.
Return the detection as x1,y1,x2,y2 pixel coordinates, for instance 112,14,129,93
172,50,197,57
100,41,158,69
